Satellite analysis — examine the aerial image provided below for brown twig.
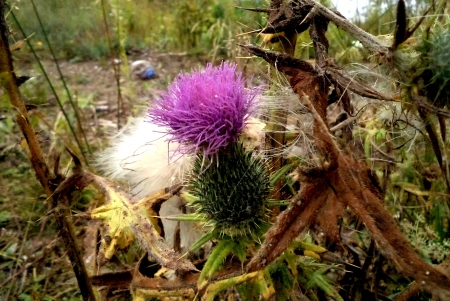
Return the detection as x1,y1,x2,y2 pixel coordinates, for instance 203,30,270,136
395,255,450,301
306,0,390,55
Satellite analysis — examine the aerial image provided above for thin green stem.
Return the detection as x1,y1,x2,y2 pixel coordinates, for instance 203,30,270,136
101,0,123,130
29,0,92,156
10,10,89,165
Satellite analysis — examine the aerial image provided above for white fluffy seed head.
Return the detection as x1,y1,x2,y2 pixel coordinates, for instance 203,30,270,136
240,117,266,151
96,117,193,200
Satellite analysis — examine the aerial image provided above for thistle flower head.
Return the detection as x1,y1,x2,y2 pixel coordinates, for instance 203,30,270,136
147,62,260,157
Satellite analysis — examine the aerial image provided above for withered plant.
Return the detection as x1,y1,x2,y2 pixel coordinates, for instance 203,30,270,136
240,0,450,299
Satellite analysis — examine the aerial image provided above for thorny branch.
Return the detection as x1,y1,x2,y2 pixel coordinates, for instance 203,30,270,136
0,2,95,300
250,0,390,55
240,0,450,295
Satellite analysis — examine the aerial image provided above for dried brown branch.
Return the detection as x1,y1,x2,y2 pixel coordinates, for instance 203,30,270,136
0,2,95,299
91,257,245,299
260,0,314,35
306,0,390,55
413,95,450,118
247,180,329,271
249,0,389,55
417,107,450,193
395,255,450,301
337,156,450,294
325,62,394,101
0,3,52,196
241,43,450,295
240,44,394,104
309,13,329,67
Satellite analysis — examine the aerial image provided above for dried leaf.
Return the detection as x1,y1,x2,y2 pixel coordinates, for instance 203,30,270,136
9,39,26,52
82,220,101,275
90,175,197,271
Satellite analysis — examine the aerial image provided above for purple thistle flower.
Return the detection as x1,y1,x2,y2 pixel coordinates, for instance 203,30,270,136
147,62,260,157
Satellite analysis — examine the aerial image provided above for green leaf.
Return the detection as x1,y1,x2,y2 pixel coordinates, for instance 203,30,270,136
306,268,344,301
163,212,206,222
190,229,217,252
198,239,236,289
270,163,293,187
203,271,260,301
268,262,295,301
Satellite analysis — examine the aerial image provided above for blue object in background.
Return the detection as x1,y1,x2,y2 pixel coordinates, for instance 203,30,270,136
131,60,157,80
143,68,156,79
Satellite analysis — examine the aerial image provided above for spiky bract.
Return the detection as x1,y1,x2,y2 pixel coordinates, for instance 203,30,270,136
147,62,259,157
190,142,270,238
417,25,450,107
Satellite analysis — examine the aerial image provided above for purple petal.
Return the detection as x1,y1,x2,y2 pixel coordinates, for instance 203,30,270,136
147,62,261,157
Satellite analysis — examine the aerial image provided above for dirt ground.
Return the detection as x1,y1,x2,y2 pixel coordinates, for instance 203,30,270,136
20,51,208,128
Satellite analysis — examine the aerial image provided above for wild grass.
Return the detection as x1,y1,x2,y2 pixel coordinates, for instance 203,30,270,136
11,0,266,61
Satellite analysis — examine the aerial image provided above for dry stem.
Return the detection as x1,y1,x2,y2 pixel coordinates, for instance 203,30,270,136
0,2,95,299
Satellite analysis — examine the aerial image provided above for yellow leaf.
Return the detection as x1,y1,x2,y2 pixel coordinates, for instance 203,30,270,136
303,250,321,260
261,32,286,44
299,242,327,254
90,175,197,271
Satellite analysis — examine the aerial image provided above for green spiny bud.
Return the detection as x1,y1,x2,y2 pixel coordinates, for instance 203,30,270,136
189,142,270,238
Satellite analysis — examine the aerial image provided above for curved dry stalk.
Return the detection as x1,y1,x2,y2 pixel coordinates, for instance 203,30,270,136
306,0,389,55
241,43,450,295
247,180,329,271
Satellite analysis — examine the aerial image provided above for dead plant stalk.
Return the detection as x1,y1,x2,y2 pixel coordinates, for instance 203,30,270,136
0,1,95,300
